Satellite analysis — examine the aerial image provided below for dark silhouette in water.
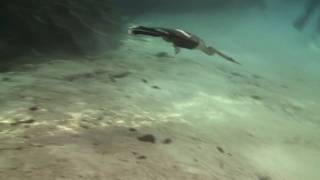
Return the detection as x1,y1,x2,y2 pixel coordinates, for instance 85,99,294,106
0,0,122,60
128,25,240,65
293,0,320,33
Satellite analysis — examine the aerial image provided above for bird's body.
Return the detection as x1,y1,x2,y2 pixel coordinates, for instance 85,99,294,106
129,25,240,65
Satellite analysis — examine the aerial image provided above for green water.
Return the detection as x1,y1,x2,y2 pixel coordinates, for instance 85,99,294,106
0,1,319,180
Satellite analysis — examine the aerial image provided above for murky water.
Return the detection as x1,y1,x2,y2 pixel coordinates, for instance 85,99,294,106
0,0,319,180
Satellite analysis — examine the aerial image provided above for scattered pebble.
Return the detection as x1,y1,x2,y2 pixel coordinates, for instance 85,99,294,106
216,146,225,154
125,95,131,99
79,124,90,129
83,73,95,78
2,77,11,81
155,52,171,58
258,175,271,180
129,128,137,132
109,72,130,83
137,155,147,160
110,77,116,83
22,135,31,139
64,73,96,82
0,146,24,152
138,134,156,143
110,72,130,79
11,119,35,126
29,106,39,111
162,138,172,144
14,146,23,150
92,142,100,146
131,151,147,160
230,72,244,77
151,85,161,90
251,95,262,100
141,79,148,83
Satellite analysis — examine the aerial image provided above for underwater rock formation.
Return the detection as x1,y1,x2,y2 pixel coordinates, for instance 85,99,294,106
0,0,123,59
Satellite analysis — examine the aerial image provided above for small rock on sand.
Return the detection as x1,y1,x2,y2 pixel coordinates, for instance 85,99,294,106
11,119,35,126
216,146,225,154
29,106,39,111
151,85,161,89
129,128,137,132
137,155,147,160
162,138,172,144
138,134,156,143
155,52,172,58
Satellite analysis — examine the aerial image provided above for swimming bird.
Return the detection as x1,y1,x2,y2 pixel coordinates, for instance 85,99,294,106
128,25,240,65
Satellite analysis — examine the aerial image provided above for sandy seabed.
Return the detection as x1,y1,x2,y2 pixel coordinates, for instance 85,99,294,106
1,9,320,180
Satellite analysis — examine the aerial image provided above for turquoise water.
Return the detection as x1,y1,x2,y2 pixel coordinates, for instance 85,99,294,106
122,0,320,99
0,1,319,180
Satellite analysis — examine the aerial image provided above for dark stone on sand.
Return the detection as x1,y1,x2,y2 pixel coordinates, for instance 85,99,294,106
138,134,156,143
230,72,244,77
258,175,271,180
0,146,24,152
14,147,24,150
155,52,171,58
2,77,11,81
151,85,161,90
22,135,31,139
131,152,147,160
109,72,130,82
110,77,116,83
216,146,225,154
162,138,172,144
137,155,147,160
92,142,100,146
29,106,39,111
110,72,130,79
141,79,148,83
251,95,262,100
83,73,96,79
79,124,90,129
129,128,137,132
11,119,35,126
64,72,96,82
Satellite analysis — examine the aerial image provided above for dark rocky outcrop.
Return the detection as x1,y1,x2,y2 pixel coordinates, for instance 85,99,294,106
0,0,123,59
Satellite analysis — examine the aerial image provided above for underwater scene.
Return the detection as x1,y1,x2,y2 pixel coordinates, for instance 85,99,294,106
0,0,319,179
